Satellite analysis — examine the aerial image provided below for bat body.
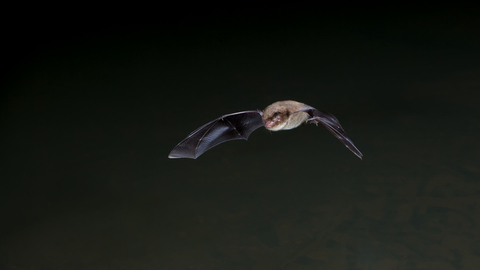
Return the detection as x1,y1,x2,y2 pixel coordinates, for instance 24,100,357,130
169,100,363,159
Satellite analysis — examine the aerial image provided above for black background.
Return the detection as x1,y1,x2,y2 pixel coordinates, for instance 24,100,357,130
2,4,480,269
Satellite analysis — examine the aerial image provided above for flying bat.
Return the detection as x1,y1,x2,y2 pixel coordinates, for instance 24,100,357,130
168,100,363,159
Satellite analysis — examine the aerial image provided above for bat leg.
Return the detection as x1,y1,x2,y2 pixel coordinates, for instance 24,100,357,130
306,117,319,126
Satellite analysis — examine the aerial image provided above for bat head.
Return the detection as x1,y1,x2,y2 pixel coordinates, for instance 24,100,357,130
262,101,294,131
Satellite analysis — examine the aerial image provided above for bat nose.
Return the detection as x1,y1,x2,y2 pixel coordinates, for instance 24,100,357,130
264,121,274,128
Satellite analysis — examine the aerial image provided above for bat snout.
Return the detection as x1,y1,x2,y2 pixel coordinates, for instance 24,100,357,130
264,121,274,129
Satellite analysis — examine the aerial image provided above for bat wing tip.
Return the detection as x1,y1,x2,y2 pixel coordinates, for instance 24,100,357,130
168,151,181,159
168,152,198,159
354,152,363,160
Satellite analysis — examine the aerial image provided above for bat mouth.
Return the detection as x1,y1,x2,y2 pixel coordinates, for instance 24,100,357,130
265,120,285,131
264,121,275,129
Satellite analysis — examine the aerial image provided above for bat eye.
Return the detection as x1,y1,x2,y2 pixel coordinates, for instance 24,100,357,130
273,112,280,116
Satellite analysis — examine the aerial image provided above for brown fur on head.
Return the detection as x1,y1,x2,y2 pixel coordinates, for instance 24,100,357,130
262,100,309,131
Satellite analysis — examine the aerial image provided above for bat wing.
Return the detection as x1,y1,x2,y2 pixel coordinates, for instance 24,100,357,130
169,110,264,159
300,107,363,159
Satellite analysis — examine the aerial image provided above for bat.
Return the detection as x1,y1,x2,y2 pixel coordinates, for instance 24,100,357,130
168,100,363,159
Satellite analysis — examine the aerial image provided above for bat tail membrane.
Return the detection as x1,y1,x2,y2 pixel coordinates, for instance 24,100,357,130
169,110,263,159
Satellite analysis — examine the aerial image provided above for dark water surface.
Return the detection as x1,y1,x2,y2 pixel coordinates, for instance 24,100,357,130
2,7,480,270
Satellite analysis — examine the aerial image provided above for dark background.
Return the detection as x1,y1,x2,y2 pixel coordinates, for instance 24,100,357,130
2,5,480,269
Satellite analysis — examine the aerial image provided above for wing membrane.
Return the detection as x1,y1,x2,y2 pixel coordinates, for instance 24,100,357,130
301,108,363,159
169,110,263,159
